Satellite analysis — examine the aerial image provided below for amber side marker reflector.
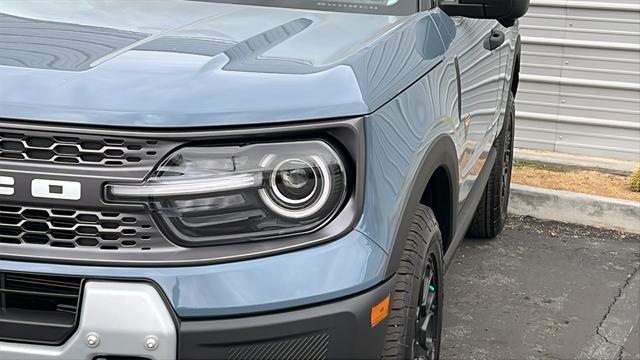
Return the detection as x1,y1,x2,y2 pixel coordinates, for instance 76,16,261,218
371,294,390,327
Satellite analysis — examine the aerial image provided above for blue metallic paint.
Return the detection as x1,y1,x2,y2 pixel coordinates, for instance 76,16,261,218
1,1,449,128
354,16,518,256
0,230,386,317
356,75,459,253
0,0,518,317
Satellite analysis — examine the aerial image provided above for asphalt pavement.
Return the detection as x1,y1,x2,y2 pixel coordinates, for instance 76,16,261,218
441,216,640,360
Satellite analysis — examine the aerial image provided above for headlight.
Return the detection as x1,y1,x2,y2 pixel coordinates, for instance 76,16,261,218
106,140,348,245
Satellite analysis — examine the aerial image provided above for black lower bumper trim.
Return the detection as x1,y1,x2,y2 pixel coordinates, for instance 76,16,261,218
178,275,396,359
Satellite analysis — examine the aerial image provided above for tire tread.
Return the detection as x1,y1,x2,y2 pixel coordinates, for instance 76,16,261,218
381,205,442,359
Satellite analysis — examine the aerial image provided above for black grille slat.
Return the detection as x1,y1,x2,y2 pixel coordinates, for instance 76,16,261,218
6,274,81,293
0,130,161,167
0,288,79,299
0,205,157,251
0,271,83,345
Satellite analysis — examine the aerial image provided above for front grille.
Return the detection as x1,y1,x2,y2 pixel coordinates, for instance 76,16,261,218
0,122,349,265
0,271,83,345
0,130,161,167
0,205,159,251
0,124,183,264
228,333,330,360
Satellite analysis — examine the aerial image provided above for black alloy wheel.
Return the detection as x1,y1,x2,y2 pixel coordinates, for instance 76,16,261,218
413,254,439,360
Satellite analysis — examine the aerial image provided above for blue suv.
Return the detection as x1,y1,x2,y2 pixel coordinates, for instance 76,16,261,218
0,0,528,359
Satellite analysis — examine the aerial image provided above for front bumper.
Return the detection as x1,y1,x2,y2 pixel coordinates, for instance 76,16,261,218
179,274,396,359
0,230,387,318
0,275,396,360
1,230,392,359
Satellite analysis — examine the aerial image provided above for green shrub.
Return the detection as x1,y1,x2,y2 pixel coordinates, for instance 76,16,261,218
630,166,640,192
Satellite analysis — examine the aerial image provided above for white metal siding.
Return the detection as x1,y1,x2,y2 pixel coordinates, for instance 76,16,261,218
516,0,640,161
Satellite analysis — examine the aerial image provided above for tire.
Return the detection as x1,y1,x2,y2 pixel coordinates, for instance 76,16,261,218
382,204,444,360
467,91,515,238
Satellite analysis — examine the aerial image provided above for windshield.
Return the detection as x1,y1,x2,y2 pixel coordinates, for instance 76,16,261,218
192,0,417,15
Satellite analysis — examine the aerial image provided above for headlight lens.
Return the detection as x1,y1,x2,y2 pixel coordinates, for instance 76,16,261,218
106,140,348,245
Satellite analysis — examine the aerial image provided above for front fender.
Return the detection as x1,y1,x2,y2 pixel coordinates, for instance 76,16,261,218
381,135,459,278
355,68,461,277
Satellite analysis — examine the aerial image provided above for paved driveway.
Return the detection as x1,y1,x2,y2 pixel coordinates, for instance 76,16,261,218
442,216,640,360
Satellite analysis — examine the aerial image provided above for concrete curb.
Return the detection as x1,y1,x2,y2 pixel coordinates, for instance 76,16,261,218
509,184,640,234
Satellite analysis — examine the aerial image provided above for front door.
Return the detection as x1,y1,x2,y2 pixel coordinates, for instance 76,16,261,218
436,13,504,209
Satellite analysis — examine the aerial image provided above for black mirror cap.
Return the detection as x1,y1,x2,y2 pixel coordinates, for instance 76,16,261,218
439,0,530,26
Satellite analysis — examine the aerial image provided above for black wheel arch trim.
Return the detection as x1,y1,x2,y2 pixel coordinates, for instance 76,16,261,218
383,134,459,279
509,35,522,96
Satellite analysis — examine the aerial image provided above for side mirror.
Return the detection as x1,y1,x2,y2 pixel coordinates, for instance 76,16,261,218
438,0,530,27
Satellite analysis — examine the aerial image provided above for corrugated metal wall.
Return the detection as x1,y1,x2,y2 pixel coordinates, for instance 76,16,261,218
516,0,640,161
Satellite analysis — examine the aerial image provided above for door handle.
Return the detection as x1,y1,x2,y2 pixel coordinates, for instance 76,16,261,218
484,29,505,51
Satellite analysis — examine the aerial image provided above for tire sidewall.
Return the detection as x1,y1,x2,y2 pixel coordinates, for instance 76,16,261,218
408,227,445,360
499,92,516,224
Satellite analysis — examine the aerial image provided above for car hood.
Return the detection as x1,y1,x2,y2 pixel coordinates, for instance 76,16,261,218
0,1,448,128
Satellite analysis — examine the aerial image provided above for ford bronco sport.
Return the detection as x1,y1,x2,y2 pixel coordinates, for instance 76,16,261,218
0,0,528,359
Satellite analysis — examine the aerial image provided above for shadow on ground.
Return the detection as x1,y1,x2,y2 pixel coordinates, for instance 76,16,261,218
441,216,640,360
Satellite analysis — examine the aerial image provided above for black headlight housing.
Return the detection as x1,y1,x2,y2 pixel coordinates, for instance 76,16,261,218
102,118,365,259
107,140,350,246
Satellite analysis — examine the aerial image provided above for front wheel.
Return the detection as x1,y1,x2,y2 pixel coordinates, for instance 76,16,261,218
382,205,444,360
467,91,515,238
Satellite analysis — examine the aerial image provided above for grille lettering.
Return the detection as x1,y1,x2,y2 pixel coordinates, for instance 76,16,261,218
0,175,15,195
32,179,81,201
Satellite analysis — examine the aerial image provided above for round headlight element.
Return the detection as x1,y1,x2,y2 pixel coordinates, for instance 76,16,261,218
272,158,318,205
260,155,338,219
